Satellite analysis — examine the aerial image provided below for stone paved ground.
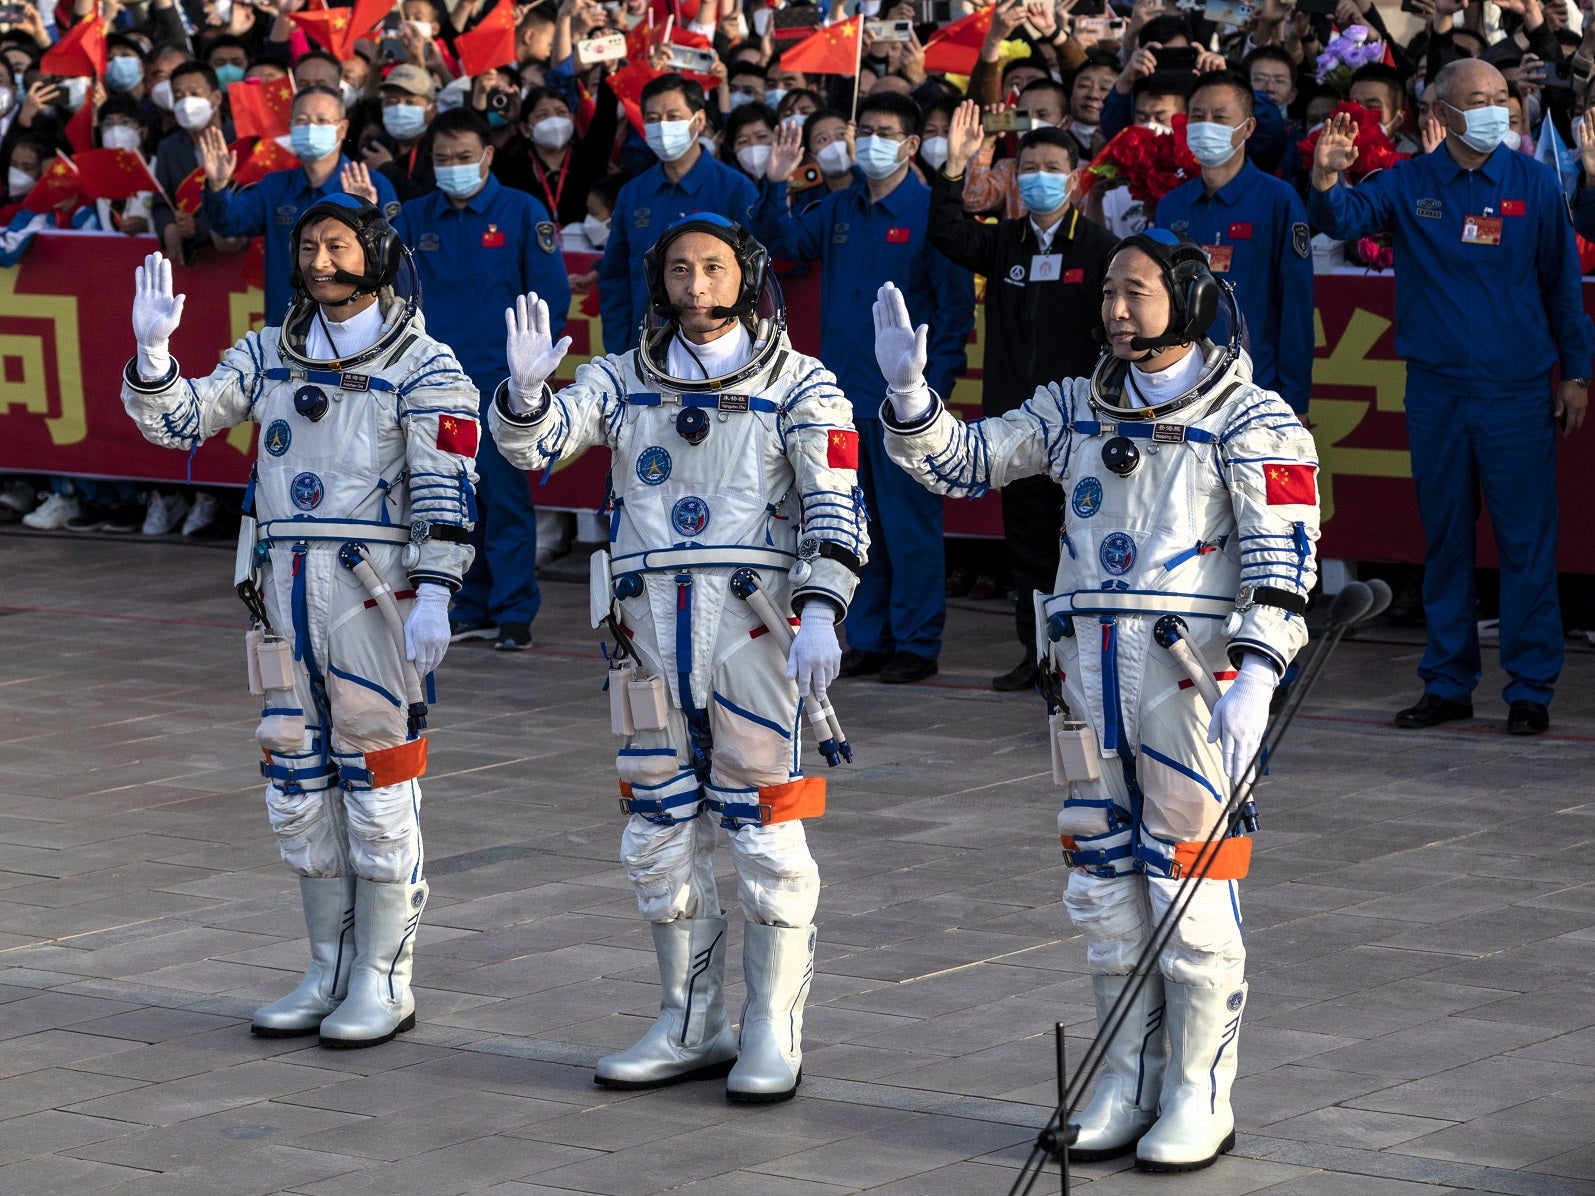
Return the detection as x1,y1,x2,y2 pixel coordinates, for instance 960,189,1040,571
3,530,1595,1196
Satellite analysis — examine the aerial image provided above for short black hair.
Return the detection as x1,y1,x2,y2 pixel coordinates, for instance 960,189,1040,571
857,90,921,138
106,34,145,59
640,72,708,114
1019,77,1067,107
729,60,768,81
171,60,219,93
1242,45,1295,77
800,107,848,154
295,49,343,76
589,172,625,213
1017,125,1079,166
292,83,346,112
720,101,777,163
204,33,250,59
1138,14,1190,47
1189,68,1255,118
522,85,572,114
1001,55,1043,82
1349,62,1407,114
1132,71,1194,100
430,105,491,145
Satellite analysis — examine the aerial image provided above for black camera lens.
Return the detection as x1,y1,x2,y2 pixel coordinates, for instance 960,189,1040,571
1101,436,1140,477
487,89,512,113
294,384,329,422
676,407,709,446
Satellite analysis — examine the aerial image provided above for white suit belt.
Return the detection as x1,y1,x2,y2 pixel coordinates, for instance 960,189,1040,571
610,544,796,575
1046,589,1234,620
258,518,412,546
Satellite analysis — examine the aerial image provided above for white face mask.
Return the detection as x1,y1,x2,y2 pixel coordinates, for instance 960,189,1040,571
855,133,904,180
644,117,697,162
0,87,13,117
582,213,610,248
8,165,34,196
531,115,574,150
150,78,173,111
174,96,214,132
213,0,232,20
339,79,359,108
409,20,434,38
736,143,772,178
1184,120,1241,168
102,125,142,151
920,135,949,170
816,138,852,175
765,87,787,110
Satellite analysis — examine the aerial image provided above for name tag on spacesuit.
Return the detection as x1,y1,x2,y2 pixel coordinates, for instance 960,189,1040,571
1462,215,1502,245
1031,253,1063,281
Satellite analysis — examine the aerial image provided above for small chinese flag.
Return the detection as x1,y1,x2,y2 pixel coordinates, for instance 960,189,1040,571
74,147,160,200
232,137,299,188
780,16,863,77
455,0,517,77
922,7,994,76
1263,463,1317,506
227,76,295,141
606,60,661,135
349,0,393,43
41,15,107,78
175,164,206,215
826,428,859,470
64,100,95,154
1501,199,1526,216
437,414,479,457
23,155,81,214
289,7,355,58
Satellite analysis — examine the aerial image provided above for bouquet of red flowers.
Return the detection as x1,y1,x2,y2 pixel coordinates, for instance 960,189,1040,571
1080,114,1202,204
1297,101,1405,181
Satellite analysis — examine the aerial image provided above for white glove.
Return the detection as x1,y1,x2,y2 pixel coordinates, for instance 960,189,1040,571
786,602,840,702
1206,653,1276,784
871,282,932,422
132,251,185,380
403,583,452,677
504,292,572,414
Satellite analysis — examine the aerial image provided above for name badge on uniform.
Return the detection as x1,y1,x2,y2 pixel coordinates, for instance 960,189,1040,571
1462,215,1503,245
885,226,911,243
1031,253,1063,281
1203,244,1234,273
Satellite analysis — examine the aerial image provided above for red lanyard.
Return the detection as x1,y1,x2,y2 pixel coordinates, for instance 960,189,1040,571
529,148,568,218
405,143,419,179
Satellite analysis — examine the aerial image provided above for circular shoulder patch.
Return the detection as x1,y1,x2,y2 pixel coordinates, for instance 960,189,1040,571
1070,476,1102,519
1100,531,1136,576
263,419,292,457
290,471,324,511
1226,989,1246,1012
636,446,672,486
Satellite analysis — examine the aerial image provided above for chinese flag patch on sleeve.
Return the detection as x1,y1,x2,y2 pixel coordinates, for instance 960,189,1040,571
436,414,479,457
1264,463,1317,506
826,428,859,469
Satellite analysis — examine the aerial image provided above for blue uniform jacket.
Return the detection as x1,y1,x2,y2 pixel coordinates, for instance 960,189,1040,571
394,174,571,392
202,157,400,325
751,172,974,409
1157,159,1315,411
597,150,759,354
1310,142,1595,393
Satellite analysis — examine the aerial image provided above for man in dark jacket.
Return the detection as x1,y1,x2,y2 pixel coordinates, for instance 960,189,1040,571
930,103,1117,691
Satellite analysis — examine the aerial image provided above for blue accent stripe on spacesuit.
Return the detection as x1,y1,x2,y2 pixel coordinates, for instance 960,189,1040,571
327,663,402,709
713,693,792,739
625,391,781,414
1071,420,1217,444
288,546,332,759
1140,745,1224,804
1100,617,1121,754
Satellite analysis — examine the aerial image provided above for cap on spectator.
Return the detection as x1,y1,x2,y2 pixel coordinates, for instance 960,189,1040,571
381,63,436,100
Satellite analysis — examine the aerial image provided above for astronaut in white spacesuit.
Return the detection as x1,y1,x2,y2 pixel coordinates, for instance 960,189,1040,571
488,213,868,1102
873,229,1321,1171
120,195,479,1049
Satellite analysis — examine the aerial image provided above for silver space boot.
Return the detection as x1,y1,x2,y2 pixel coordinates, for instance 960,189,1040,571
1068,970,1166,1159
726,921,814,1103
251,875,356,1037
317,877,426,1049
596,916,739,1089
1135,979,1246,1171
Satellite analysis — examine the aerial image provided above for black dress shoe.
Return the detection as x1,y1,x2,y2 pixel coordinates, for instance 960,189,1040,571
838,648,891,677
1394,693,1474,729
1507,700,1550,735
992,659,1039,692
879,651,938,684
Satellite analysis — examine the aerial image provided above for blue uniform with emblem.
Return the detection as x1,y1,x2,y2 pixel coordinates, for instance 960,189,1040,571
752,171,975,665
1310,141,1595,707
598,151,759,354
1156,160,1314,413
396,175,572,631
203,159,401,325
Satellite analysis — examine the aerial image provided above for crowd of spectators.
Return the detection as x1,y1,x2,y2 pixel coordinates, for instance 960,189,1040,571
0,0,1590,697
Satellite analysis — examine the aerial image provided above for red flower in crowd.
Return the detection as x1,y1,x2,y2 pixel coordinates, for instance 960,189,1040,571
1298,102,1406,181
1082,115,1201,204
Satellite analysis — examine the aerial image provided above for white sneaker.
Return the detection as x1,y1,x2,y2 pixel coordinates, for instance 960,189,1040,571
0,479,35,513
181,492,217,536
22,492,81,530
141,492,190,536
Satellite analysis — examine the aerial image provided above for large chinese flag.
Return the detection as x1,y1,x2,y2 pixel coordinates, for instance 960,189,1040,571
23,155,81,213
923,7,993,75
41,16,107,78
74,148,161,200
227,76,295,141
780,16,863,77
455,0,517,76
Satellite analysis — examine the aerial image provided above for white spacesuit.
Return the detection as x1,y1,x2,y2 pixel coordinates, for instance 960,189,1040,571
120,197,478,1049
488,214,868,1102
873,231,1320,1171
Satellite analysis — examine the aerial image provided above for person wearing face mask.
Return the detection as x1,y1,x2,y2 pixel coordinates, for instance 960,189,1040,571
720,102,777,182
1087,76,1189,237
492,85,617,226
597,73,759,354
757,90,975,686
120,200,479,1049
151,62,242,266
1349,63,1423,156
104,38,147,101
1312,57,1594,738
201,86,399,324
394,107,569,652
1155,70,1313,415
370,64,438,203
959,79,1070,222
205,35,250,91
871,229,1320,1173
90,96,156,235
724,61,768,115
916,97,954,178
800,111,857,203
0,59,20,144
929,102,1118,693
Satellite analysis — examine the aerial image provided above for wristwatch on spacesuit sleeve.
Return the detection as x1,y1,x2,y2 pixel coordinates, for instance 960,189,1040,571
493,378,553,424
1233,583,1308,619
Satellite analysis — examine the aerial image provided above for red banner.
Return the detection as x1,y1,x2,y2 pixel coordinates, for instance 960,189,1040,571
0,234,1590,571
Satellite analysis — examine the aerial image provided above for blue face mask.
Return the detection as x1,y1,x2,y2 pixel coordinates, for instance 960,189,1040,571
382,103,428,141
435,159,485,199
855,133,904,180
1017,168,1071,215
486,110,509,129
214,64,246,88
290,123,341,162
105,56,143,93
1445,101,1510,155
